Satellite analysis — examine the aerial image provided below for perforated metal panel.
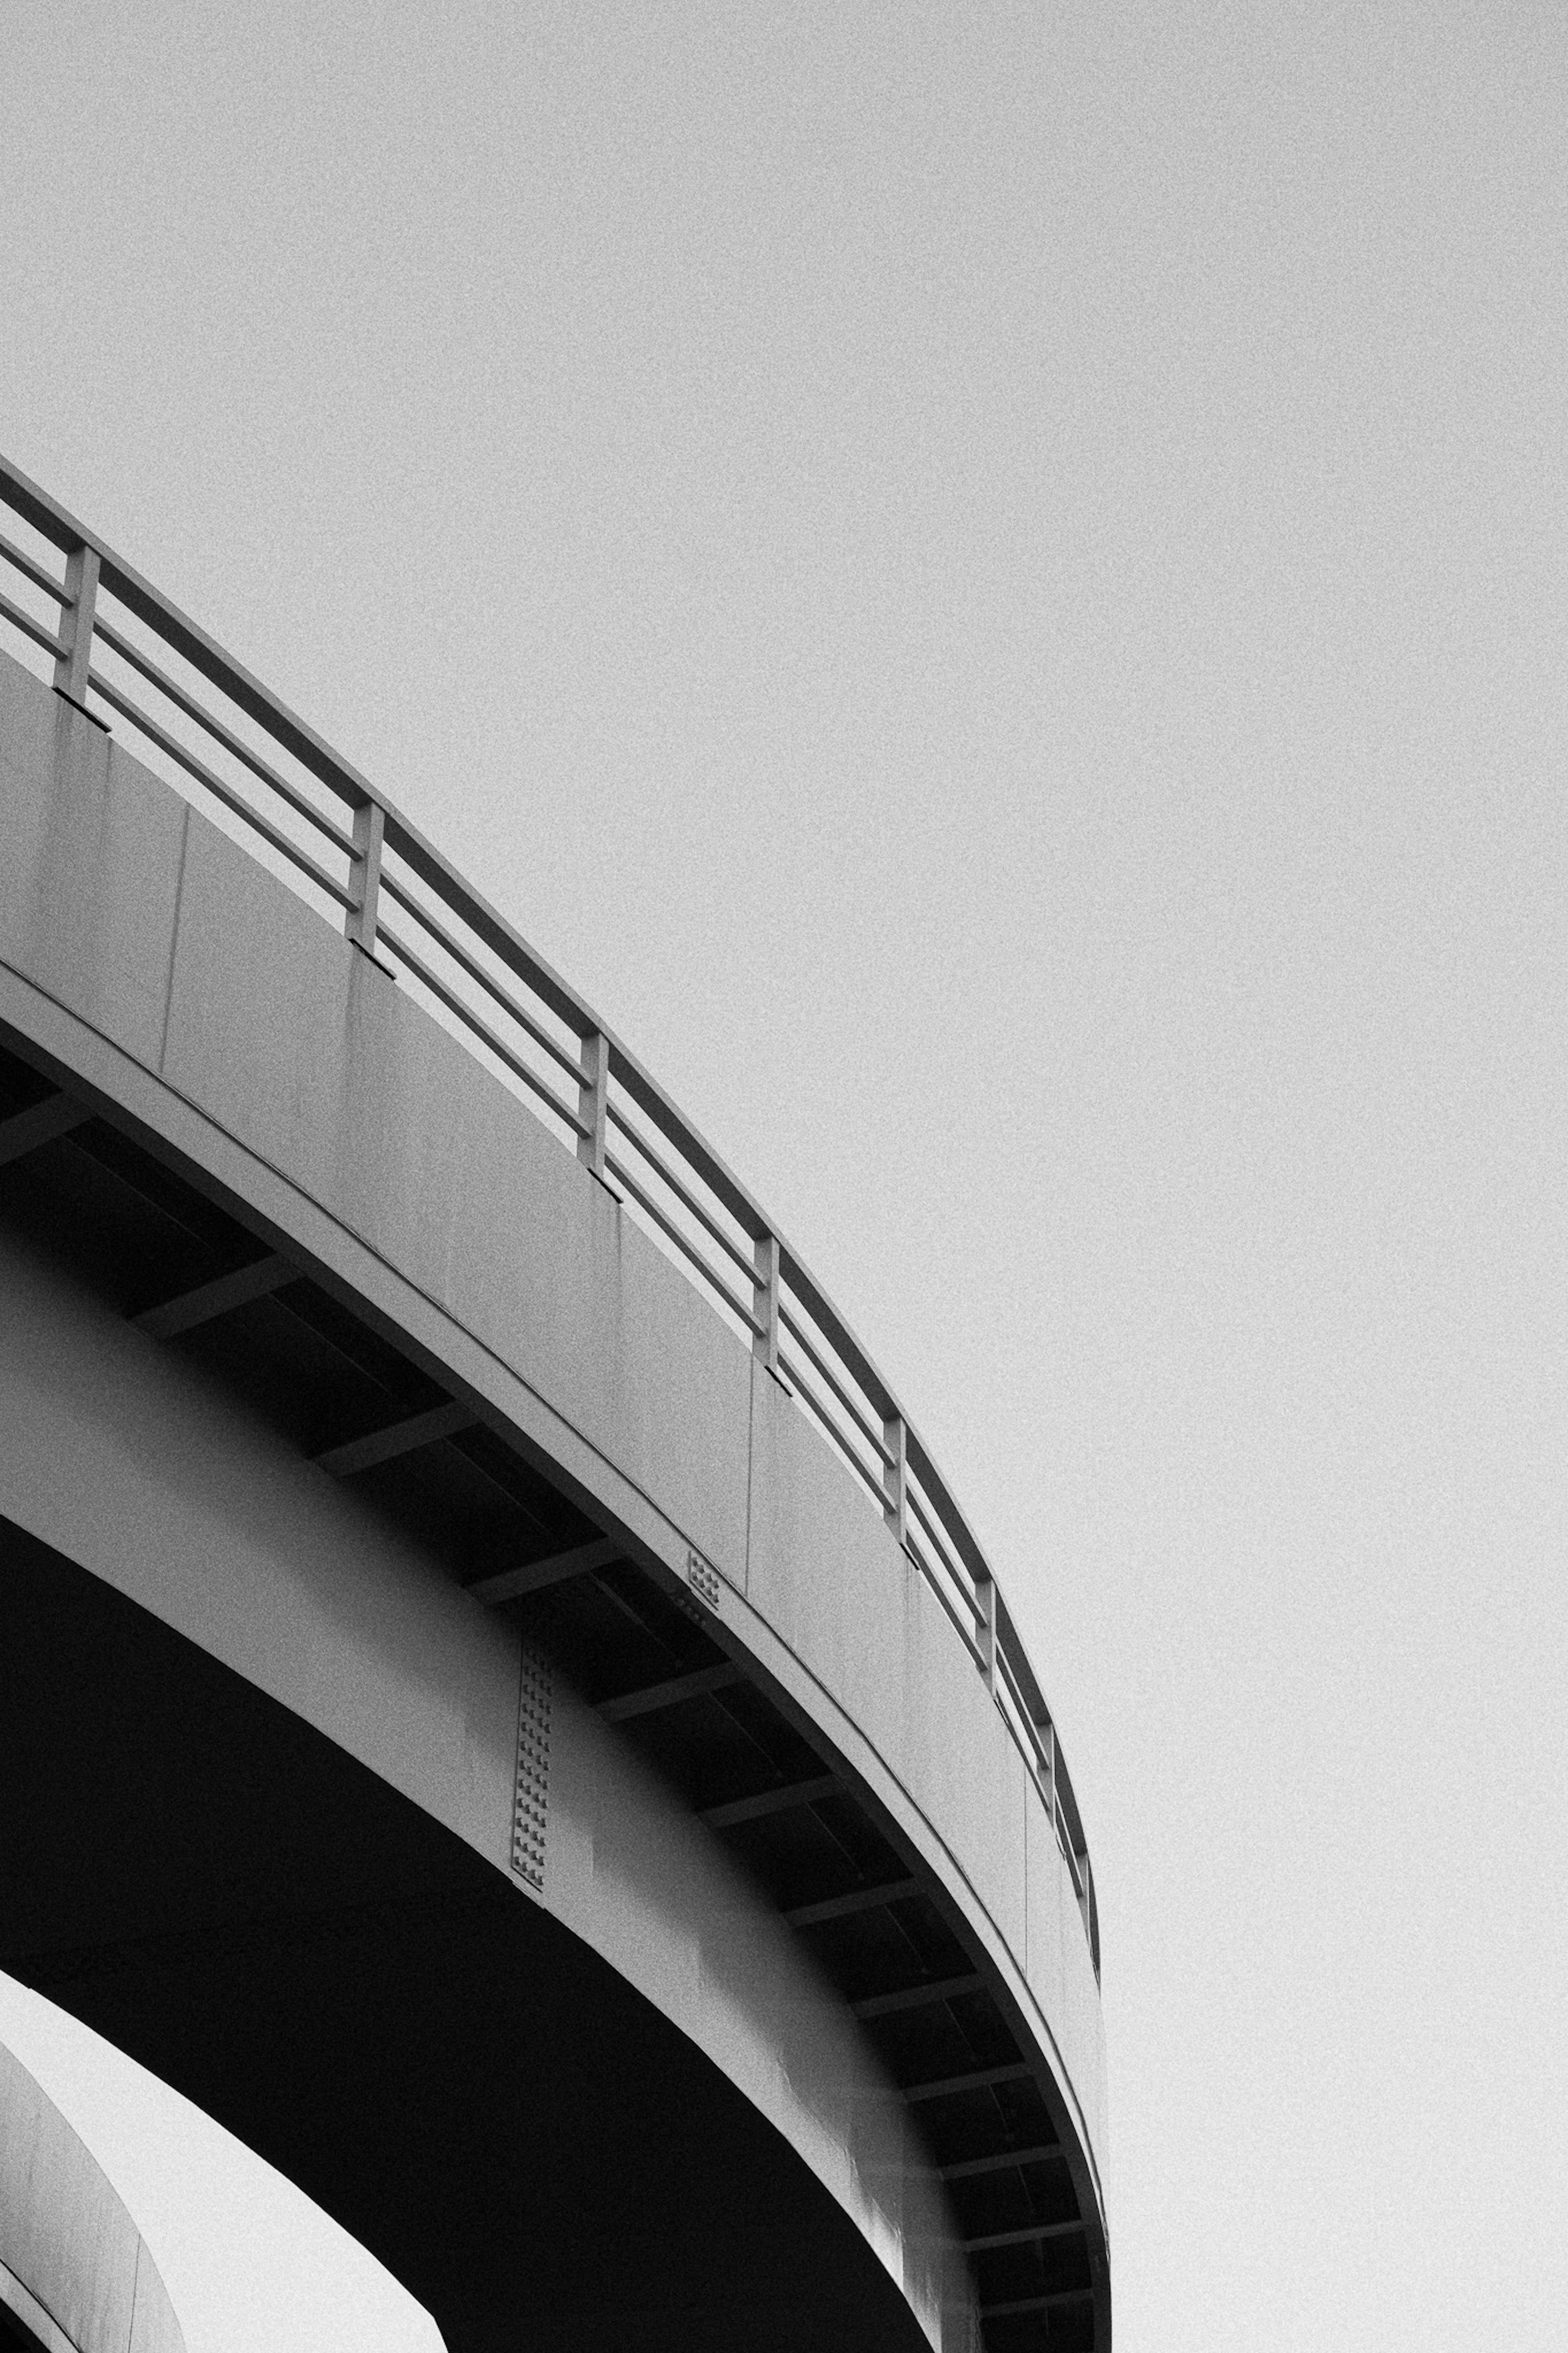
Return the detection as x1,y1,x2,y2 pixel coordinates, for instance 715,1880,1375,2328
511,1648,552,1892
686,1548,721,1613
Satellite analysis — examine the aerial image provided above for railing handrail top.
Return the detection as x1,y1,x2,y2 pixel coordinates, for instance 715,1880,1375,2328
0,447,1092,1879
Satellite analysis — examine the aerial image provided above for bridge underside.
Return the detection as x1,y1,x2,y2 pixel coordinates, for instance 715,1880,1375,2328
0,1514,930,2353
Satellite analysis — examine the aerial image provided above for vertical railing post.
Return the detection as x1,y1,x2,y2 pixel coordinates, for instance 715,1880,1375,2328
976,1571,998,1694
882,1411,908,1548
53,542,101,714
345,797,385,955
1036,1711,1056,1823
752,1231,781,1375
577,1029,609,1180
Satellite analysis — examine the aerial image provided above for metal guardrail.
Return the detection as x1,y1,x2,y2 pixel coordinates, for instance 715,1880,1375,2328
0,453,1098,1974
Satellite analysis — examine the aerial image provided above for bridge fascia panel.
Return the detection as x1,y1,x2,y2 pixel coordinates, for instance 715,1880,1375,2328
155,805,756,1591
0,670,189,1077
0,2042,187,2353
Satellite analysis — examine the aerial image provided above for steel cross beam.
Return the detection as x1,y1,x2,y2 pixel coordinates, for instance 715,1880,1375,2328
781,1878,920,1927
314,1400,474,1477
0,1092,90,1166
938,2145,1065,2182
132,1253,295,1338
901,2061,1033,2103
598,1664,744,1723
699,1774,839,1830
850,1972,983,2020
468,1535,625,1604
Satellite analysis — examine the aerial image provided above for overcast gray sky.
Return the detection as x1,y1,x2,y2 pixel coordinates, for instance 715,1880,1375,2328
2,4,1566,2348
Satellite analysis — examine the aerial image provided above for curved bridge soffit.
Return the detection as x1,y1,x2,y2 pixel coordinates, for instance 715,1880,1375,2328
0,2038,187,2353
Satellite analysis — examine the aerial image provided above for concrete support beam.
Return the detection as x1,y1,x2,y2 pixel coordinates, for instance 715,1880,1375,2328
132,1253,294,1338
939,2144,1063,2182
467,1534,624,1605
782,1879,920,1928
314,1399,473,1477
700,1773,838,1830
598,1664,743,1722
902,2061,1033,2103
982,2290,1095,2319
850,1973,982,2021
962,2219,1085,2254
0,1092,90,1166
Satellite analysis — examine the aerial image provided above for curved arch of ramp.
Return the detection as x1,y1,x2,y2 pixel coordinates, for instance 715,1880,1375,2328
0,2034,185,2353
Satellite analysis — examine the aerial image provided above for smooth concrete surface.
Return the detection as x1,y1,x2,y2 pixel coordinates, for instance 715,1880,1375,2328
0,2038,185,2353
0,645,1108,2300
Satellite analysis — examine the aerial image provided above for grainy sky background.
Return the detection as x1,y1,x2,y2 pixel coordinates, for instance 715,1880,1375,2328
2,4,1566,2348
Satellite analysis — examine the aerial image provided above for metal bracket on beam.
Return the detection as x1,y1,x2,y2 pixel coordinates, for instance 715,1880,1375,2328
0,1092,91,1167
314,1398,474,1477
131,1253,295,1338
467,1534,625,1606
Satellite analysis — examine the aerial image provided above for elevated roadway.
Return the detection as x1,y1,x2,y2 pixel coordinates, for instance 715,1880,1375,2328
0,460,1109,2353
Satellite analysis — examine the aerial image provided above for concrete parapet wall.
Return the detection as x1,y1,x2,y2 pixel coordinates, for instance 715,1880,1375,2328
0,2039,185,2353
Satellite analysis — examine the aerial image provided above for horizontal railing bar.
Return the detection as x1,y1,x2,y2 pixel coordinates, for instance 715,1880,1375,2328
381,807,604,1038
86,671,354,909
773,1335,886,1486
904,1421,997,1596
605,1149,763,1336
0,462,388,816
776,1342,889,1508
994,1587,1054,1755
779,1246,897,1425
0,586,60,659
376,918,587,1136
907,1529,989,1662
601,1050,770,1243
0,464,100,555
777,1300,895,1469
995,1645,1047,1776
0,531,67,604
94,614,356,856
904,1478,978,1609
606,1102,758,1288
378,868,583,1082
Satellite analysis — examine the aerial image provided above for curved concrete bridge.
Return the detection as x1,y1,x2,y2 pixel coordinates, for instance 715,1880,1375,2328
0,2039,185,2353
0,461,1109,2353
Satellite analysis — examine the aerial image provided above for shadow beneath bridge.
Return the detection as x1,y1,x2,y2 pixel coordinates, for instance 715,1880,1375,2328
0,1515,928,2353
